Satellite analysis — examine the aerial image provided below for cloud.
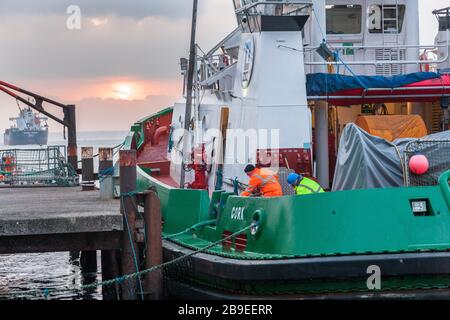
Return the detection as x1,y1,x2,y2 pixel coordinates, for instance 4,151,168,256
0,14,192,80
0,0,192,19
74,95,177,132
0,1,237,83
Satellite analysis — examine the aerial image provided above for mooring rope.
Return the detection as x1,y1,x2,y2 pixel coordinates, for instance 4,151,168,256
36,222,253,300
163,219,217,240
82,224,253,290
36,191,253,300
98,166,115,183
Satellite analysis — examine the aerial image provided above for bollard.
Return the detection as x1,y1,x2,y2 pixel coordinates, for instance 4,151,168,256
143,190,163,300
119,150,140,300
81,147,95,191
99,148,114,200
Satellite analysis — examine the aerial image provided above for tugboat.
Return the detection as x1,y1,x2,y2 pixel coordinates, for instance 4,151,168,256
4,107,48,146
120,0,450,299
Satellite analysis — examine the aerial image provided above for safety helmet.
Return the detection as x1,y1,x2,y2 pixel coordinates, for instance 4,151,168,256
287,173,303,185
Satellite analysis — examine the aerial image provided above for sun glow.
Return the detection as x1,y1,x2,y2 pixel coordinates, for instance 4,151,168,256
90,17,108,27
114,83,133,100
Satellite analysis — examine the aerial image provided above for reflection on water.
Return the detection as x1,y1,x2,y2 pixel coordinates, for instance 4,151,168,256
0,252,102,300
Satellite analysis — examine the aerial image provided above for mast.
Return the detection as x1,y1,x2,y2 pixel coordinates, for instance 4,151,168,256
180,0,199,188
312,0,329,189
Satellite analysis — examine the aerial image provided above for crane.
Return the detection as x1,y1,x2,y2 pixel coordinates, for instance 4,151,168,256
0,80,78,169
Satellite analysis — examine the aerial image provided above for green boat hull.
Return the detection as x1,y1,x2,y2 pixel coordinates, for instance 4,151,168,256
123,111,450,297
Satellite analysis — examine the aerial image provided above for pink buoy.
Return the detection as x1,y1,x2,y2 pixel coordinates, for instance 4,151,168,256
409,155,429,175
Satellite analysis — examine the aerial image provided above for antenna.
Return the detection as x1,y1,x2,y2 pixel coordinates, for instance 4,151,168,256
180,0,199,189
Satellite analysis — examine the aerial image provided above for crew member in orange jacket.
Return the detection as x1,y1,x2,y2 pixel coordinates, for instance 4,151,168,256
240,164,283,197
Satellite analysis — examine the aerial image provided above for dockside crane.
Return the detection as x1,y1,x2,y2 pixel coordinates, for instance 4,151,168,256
0,80,78,169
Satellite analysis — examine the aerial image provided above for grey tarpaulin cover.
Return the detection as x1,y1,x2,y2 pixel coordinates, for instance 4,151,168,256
332,124,450,191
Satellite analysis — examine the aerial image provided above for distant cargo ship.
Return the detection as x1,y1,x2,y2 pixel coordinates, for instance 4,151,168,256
4,108,48,146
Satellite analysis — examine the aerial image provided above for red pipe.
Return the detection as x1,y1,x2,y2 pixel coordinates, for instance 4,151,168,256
152,126,169,146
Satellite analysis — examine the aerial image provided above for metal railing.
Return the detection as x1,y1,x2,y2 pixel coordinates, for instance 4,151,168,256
305,30,450,67
0,146,78,186
235,1,312,16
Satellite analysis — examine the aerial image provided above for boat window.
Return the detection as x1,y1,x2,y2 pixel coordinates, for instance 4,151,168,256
235,0,257,10
435,8,450,31
326,5,362,35
368,5,406,34
438,16,450,31
233,0,243,10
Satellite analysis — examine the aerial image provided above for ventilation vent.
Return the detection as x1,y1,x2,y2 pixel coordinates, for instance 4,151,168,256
375,48,405,76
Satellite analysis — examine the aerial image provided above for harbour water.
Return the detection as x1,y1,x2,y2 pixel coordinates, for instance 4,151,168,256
0,130,128,300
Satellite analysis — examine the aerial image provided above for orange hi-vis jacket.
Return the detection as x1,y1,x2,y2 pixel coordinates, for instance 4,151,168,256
241,168,283,198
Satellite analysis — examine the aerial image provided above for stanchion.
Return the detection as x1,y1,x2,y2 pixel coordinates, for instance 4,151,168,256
81,147,95,191
99,147,114,199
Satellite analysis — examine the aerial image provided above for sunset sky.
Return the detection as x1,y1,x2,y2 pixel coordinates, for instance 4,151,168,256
0,0,448,132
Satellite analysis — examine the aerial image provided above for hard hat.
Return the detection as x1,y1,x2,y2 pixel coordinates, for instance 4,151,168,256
409,155,429,175
287,173,303,185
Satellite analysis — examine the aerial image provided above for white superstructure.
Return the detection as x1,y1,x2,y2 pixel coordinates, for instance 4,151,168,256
168,0,449,192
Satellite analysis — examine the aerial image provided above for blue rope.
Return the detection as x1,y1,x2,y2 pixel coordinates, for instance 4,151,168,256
43,288,50,300
312,6,367,91
333,51,368,90
98,166,115,183
136,209,148,268
121,194,145,300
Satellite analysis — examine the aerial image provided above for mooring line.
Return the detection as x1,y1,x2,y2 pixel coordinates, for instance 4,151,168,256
162,219,217,240
34,218,254,300
98,166,115,183
81,224,253,290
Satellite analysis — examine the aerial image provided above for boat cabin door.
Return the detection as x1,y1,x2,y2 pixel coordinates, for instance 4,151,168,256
214,107,229,190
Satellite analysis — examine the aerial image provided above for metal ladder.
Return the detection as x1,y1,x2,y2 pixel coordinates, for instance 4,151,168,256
380,0,402,76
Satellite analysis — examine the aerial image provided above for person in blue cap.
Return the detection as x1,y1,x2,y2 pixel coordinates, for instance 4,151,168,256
287,173,325,196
